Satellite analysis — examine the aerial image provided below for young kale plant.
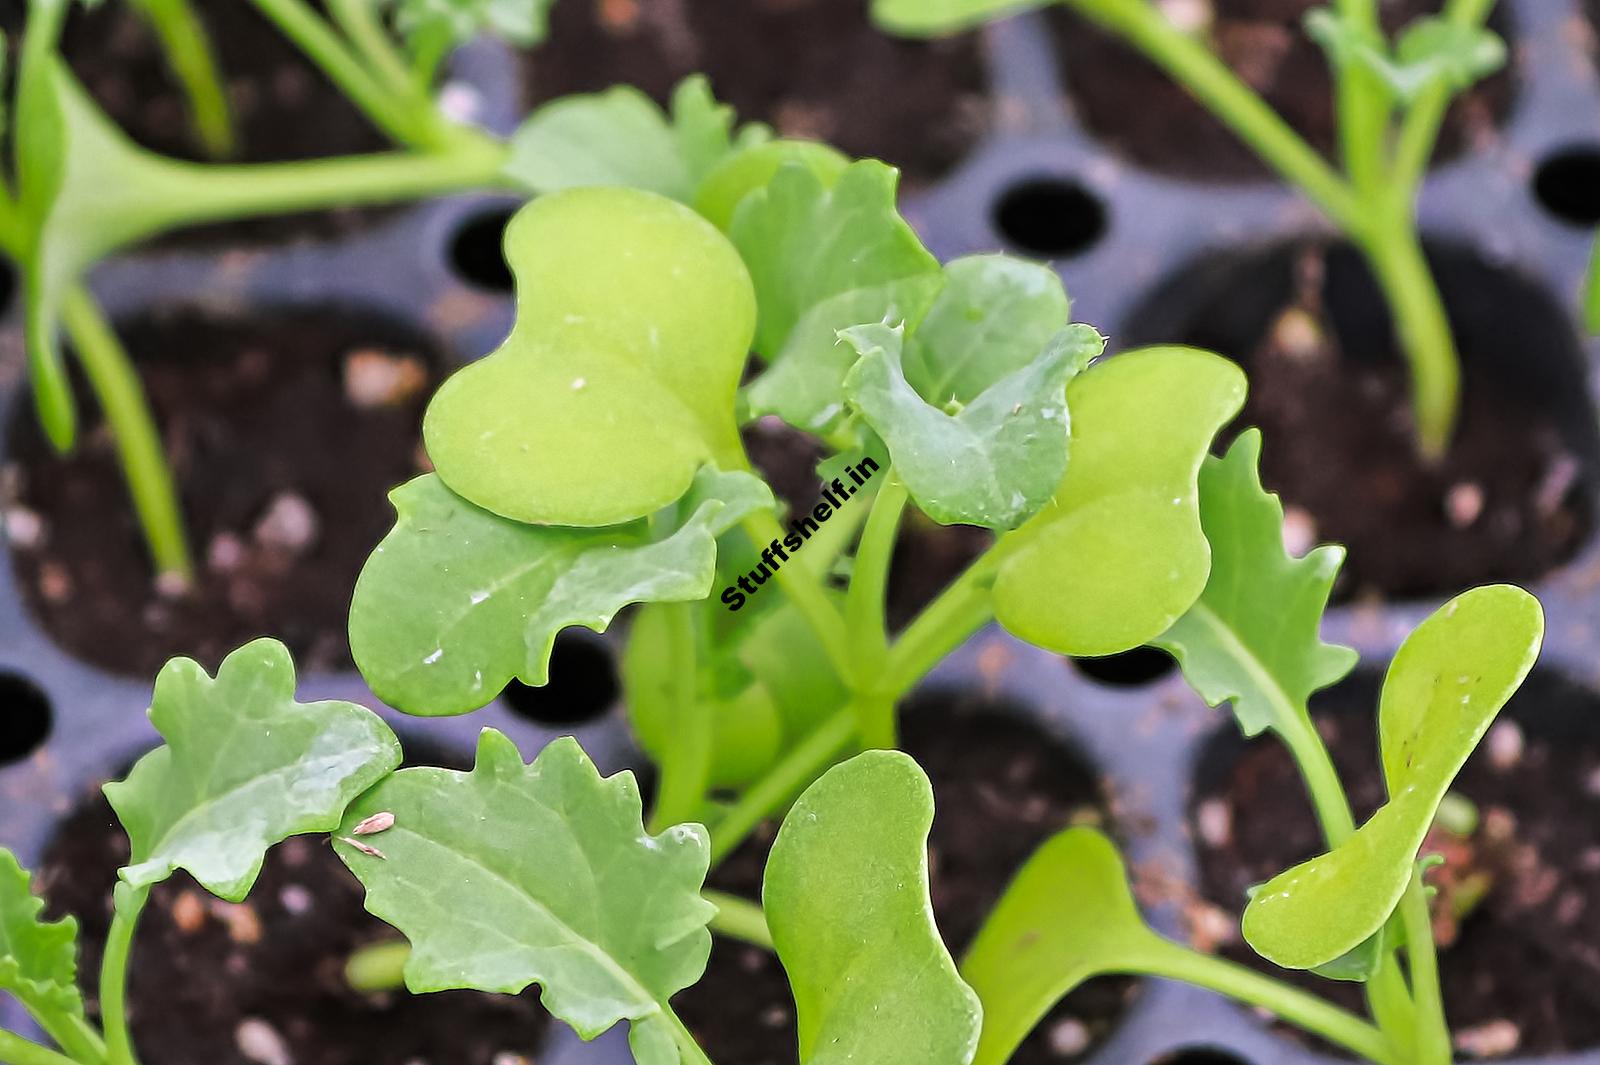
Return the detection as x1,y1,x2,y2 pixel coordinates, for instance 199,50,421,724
873,0,1505,460
957,434,1543,1065
7,0,536,580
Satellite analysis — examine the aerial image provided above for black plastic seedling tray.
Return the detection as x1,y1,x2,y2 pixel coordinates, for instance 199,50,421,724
4,2,1600,1062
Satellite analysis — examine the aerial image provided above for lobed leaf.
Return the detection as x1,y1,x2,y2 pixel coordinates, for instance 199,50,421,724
387,0,553,49
763,750,981,1065
694,138,847,232
871,0,1050,36
351,468,772,717
1241,585,1543,970
1305,10,1505,105
335,731,714,1063
105,639,401,900
0,849,84,1020
961,828,1168,1065
422,187,757,527
1153,429,1358,740
505,77,761,202
841,321,1102,530
991,346,1246,656
730,159,940,360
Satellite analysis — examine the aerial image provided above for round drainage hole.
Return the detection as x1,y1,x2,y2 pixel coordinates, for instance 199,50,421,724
1150,1050,1251,1065
449,208,516,291
0,672,51,766
1074,646,1176,687
993,178,1108,258
501,635,620,726
1533,146,1600,226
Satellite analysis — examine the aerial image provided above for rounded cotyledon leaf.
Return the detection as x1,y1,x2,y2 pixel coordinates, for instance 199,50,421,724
423,186,757,527
991,346,1247,656
763,750,981,1065
1242,584,1543,970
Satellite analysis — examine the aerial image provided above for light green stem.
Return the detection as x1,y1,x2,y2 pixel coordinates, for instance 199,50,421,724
1145,946,1402,1065
27,1017,102,1065
1401,872,1452,1064
704,890,773,950
129,0,236,158
647,602,710,833
1388,0,1499,193
739,509,855,683
665,1010,717,1065
1587,231,1600,335
845,479,907,749
882,550,996,697
344,939,411,993
1356,205,1457,459
0,1032,81,1065
1330,0,1388,195
709,710,856,864
327,0,423,100
246,0,433,148
59,287,192,582
99,888,148,1065
1063,0,1363,230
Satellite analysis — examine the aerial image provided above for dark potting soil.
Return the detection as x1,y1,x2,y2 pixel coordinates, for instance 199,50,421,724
1189,673,1600,1058
1126,241,1592,600
520,0,992,187
675,702,1139,1064
37,786,549,1065
3,306,438,678
1051,0,1514,181
0,0,394,243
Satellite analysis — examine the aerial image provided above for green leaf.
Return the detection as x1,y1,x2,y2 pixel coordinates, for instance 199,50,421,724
1241,585,1544,970
505,77,761,202
743,274,945,440
351,468,772,717
763,750,981,1065
730,159,940,359
388,0,553,48
104,638,402,900
1305,10,1505,105
900,254,1073,405
694,138,848,232
841,321,1102,530
871,0,1051,36
991,346,1246,656
961,828,1169,1065
0,849,84,1019
422,186,757,526
1153,429,1358,739
335,731,714,1060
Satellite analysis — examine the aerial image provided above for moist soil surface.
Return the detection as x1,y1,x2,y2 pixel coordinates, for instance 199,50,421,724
4,306,438,678
38,784,549,1065
0,0,393,243
675,701,1139,1064
520,0,992,187
1190,676,1600,1058
1129,242,1591,600
1052,0,1514,181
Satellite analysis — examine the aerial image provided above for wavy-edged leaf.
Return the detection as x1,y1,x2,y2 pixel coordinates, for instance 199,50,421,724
991,346,1246,656
0,849,83,1019
104,639,401,900
731,159,940,359
423,187,757,526
504,77,761,201
901,254,1072,405
842,321,1101,530
871,0,1050,35
336,731,714,1062
1305,10,1505,105
694,138,847,232
764,750,981,1065
1154,429,1358,739
352,467,772,717
1242,585,1543,970
962,828,1169,1065
388,0,553,48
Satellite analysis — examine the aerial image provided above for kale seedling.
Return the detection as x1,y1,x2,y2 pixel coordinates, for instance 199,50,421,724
873,0,1505,460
